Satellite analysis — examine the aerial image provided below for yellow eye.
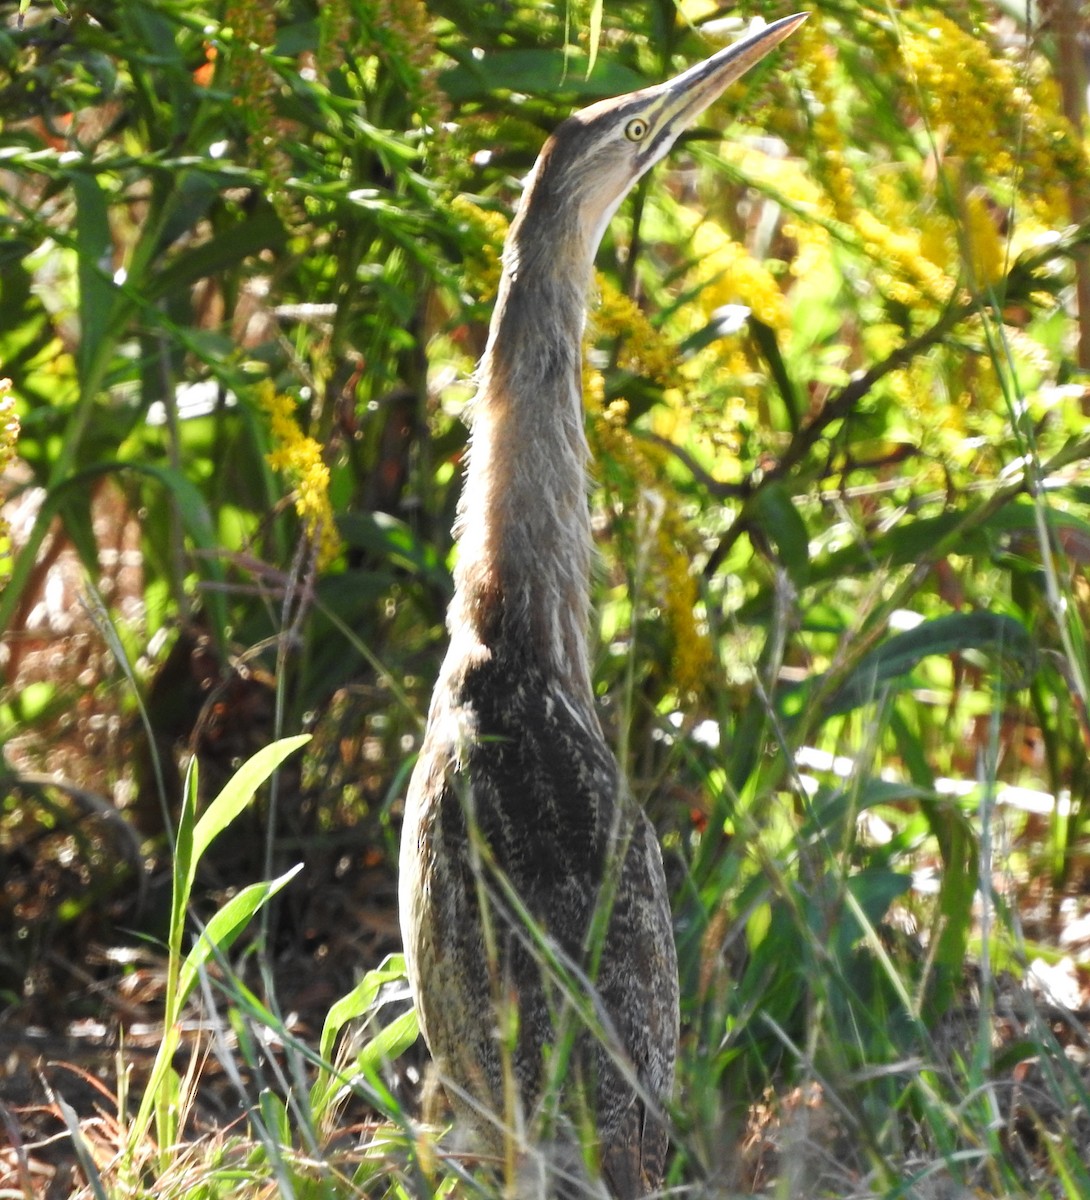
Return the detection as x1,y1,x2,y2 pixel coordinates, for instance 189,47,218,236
624,117,649,142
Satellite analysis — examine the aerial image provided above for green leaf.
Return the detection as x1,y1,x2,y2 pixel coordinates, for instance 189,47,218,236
586,0,603,78
842,868,911,947
317,954,409,1065
258,1089,292,1144
20,0,69,20
336,512,449,586
176,865,302,1005
801,611,1036,719
356,1008,418,1077
920,797,977,1016
138,778,303,1155
741,496,1090,628
171,757,200,957
799,779,934,848
71,171,115,388
753,482,810,588
749,317,800,434
188,736,310,897
130,463,218,552
28,460,229,648
148,203,287,302
439,50,644,103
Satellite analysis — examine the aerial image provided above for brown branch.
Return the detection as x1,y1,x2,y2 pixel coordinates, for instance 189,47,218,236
702,299,971,576
796,428,1090,736
638,430,748,498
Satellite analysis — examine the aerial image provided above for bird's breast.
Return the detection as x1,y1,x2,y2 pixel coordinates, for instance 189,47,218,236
405,646,621,887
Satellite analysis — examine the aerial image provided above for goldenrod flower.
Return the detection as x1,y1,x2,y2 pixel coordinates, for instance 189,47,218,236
591,275,679,387
719,142,833,280
901,12,1088,226
588,385,714,700
0,377,19,585
258,380,342,569
689,220,790,334
854,209,954,308
794,22,855,221
961,192,1006,289
451,196,508,304
657,520,713,698
583,363,607,415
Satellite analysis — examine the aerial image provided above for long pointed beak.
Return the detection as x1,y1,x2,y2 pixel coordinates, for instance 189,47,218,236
657,13,808,133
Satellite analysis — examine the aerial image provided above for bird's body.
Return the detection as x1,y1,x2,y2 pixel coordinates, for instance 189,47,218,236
399,16,805,1196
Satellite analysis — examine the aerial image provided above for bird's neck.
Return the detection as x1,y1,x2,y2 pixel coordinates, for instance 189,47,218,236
448,221,598,703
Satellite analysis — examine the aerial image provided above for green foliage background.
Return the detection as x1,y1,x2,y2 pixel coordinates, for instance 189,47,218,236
2,0,1090,1195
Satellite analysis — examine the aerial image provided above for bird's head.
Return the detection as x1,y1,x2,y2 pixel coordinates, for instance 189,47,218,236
513,12,807,265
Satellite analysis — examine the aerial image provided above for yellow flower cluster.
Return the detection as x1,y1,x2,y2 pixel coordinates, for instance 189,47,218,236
587,390,714,699
689,220,790,334
901,12,1088,226
859,170,1022,308
258,380,342,569
960,192,1007,289
720,142,833,281
657,520,713,698
590,274,679,387
0,377,18,585
793,22,855,221
583,361,607,413
854,208,954,308
450,195,508,304
679,217,789,458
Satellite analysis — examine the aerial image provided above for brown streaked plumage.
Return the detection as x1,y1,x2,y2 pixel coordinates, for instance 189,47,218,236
399,15,806,1196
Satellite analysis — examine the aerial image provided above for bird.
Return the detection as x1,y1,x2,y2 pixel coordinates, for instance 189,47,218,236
399,14,806,1197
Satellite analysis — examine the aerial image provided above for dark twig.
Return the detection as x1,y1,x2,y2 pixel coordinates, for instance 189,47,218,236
795,428,1090,738
702,299,972,576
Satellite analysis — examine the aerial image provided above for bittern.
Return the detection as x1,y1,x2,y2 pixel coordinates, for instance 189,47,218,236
400,14,806,1197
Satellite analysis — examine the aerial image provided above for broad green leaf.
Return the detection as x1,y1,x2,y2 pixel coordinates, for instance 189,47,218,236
803,611,1036,719
745,900,772,953
171,757,200,955
439,50,644,102
28,459,230,647
129,463,218,553
741,496,1090,626
921,796,977,1016
753,482,810,588
71,171,115,389
843,868,911,946
356,1008,418,1077
749,317,800,433
188,736,310,896
176,865,302,1005
799,779,934,848
148,203,287,302
312,954,411,1115
258,1089,292,1145
318,954,409,1065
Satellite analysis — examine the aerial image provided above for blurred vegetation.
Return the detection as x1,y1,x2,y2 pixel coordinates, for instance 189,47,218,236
2,0,1090,1195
